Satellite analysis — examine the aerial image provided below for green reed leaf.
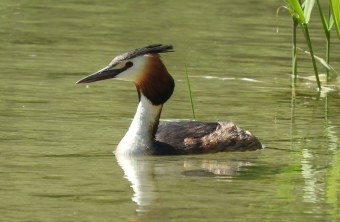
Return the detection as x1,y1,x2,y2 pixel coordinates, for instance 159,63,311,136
303,0,316,23
185,65,196,121
330,0,340,38
316,0,330,33
298,47,338,75
288,0,306,23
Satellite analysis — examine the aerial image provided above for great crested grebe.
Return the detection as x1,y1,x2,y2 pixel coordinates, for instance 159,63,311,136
76,44,262,155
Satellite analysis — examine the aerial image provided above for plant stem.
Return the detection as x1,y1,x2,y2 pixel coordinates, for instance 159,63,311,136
302,24,321,90
326,6,331,82
292,17,299,82
326,32,330,82
185,65,196,121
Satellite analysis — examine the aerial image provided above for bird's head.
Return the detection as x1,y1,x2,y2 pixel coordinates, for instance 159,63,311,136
76,44,175,105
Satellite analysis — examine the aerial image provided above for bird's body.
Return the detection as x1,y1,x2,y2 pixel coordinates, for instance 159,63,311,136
77,44,262,155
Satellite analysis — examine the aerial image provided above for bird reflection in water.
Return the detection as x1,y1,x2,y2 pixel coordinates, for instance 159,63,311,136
115,154,157,213
115,151,256,214
182,159,252,179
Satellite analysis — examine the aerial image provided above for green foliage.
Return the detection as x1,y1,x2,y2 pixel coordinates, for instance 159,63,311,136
185,65,196,121
303,0,316,23
316,0,333,34
330,0,340,38
316,0,333,80
286,0,321,90
287,0,306,23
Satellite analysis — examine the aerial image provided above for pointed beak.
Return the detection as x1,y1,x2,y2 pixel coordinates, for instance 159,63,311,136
76,66,124,84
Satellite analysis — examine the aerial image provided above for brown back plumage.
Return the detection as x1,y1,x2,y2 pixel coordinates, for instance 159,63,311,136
154,121,262,155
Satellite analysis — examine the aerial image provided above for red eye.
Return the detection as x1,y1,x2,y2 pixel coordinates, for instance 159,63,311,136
126,61,133,67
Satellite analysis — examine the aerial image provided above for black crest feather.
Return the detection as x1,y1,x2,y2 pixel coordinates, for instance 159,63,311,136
110,44,174,65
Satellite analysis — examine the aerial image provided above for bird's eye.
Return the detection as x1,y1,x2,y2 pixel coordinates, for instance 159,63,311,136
126,61,133,68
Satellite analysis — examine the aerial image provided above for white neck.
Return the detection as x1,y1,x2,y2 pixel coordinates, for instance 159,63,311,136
116,95,163,156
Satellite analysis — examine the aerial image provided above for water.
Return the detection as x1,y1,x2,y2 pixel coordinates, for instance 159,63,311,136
1,0,340,221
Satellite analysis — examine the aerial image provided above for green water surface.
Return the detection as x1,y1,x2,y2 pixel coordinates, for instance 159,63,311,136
1,0,340,221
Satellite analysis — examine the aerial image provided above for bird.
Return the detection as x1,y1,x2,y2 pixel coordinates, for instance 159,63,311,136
76,44,262,155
